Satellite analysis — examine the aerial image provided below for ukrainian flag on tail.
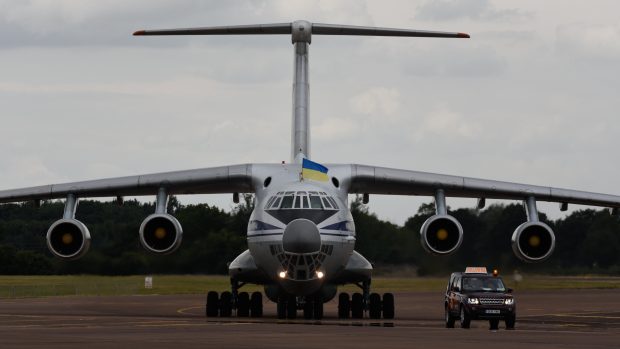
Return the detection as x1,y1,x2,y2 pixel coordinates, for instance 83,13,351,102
301,158,329,182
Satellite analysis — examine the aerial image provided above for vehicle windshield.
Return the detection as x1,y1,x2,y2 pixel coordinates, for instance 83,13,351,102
461,277,506,292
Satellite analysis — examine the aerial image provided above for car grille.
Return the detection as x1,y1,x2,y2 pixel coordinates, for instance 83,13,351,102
479,298,504,305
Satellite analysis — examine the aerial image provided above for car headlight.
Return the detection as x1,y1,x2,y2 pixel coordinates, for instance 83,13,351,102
467,297,479,305
504,298,514,305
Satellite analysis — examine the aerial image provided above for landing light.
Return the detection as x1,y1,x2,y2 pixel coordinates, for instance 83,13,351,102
316,271,324,279
278,271,287,279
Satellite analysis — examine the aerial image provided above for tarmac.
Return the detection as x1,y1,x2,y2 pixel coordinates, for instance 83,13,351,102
1,289,619,348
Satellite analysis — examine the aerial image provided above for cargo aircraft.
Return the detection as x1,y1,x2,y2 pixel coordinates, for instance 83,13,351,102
2,21,620,320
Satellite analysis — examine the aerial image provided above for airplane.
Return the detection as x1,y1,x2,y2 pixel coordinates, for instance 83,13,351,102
2,20,620,321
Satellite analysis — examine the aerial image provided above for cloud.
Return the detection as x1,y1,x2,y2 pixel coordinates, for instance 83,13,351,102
0,0,270,49
401,45,507,78
556,23,620,62
313,117,362,142
349,87,401,116
414,0,532,22
412,107,479,142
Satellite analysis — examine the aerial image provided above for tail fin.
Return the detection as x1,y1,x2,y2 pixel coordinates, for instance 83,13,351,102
133,20,469,163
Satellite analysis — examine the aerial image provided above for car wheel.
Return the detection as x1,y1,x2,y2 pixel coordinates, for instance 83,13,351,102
445,306,455,328
506,314,516,329
460,306,471,329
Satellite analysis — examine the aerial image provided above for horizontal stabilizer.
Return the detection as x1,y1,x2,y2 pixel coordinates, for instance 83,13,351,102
133,23,291,36
134,21,469,39
312,23,469,38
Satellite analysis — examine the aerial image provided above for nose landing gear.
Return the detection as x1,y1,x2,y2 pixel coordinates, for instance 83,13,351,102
277,294,324,320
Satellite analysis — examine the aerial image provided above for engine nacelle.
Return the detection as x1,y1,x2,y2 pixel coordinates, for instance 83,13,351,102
511,221,555,262
420,214,463,255
46,219,91,260
139,213,183,254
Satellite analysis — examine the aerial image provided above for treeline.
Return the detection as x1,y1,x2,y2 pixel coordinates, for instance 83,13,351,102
0,196,619,275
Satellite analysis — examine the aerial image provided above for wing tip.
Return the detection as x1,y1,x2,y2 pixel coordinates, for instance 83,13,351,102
457,32,470,38
133,30,146,36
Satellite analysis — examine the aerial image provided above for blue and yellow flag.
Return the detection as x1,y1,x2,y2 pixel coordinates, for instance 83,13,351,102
301,158,329,182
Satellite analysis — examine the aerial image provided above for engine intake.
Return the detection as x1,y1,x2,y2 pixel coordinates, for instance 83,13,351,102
511,222,555,262
420,214,463,255
139,213,183,254
46,219,91,260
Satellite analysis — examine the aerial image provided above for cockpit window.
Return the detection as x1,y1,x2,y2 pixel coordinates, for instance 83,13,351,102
265,192,338,210
265,196,276,209
321,197,333,209
309,195,323,209
280,195,294,209
327,197,338,209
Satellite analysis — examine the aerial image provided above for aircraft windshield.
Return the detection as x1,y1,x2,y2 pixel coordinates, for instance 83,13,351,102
462,277,506,292
265,192,338,210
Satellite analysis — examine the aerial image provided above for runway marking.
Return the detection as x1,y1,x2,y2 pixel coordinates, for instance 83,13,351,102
177,305,203,315
523,311,620,320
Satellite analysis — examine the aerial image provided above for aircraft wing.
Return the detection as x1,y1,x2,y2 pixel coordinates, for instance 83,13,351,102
0,164,253,203
347,164,620,208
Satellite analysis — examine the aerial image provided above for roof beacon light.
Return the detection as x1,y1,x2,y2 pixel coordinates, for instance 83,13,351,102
465,267,488,274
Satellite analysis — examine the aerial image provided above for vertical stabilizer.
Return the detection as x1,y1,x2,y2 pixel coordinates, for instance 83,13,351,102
133,21,469,163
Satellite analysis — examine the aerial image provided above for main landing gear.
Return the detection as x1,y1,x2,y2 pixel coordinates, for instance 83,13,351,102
205,279,263,318
337,280,394,319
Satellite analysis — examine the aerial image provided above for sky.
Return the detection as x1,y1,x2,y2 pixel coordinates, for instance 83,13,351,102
1,0,619,225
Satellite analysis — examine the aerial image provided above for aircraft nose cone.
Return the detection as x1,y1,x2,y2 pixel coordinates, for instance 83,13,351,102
282,218,321,253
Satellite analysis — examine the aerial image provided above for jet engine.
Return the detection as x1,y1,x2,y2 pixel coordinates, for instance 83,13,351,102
420,214,463,255
139,213,183,254
511,196,556,262
46,218,91,260
511,221,555,262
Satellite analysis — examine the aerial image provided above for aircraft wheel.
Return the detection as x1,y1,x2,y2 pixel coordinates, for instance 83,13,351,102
460,306,471,329
303,298,314,320
506,314,516,329
489,319,500,330
338,293,350,319
277,296,287,319
445,306,456,328
369,293,381,319
382,293,395,319
286,295,297,319
312,295,324,320
250,292,263,318
351,293,363,319
237,292,250,317
206,291,219,317
219,291,232,317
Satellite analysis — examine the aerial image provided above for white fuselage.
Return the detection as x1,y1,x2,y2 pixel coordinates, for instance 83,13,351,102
246,164,355,295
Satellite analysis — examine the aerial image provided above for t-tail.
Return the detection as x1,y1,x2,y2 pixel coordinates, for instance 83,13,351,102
134,21,470,163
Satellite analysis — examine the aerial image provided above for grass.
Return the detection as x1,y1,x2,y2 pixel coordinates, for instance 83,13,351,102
0,274,618,299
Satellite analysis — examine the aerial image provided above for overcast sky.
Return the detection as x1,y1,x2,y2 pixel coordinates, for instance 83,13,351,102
1,0,619,225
